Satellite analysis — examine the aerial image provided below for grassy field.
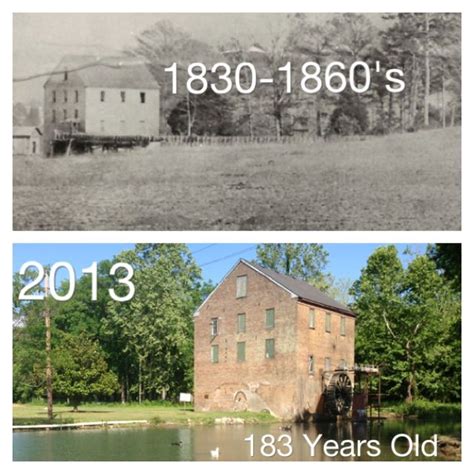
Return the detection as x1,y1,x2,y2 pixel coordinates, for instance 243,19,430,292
13,128,461,230
13,402,276,426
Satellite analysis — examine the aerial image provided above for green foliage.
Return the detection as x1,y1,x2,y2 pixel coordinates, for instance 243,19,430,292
255,243,331,290
12,244,208,405
351,245,461,403
52,332,119,409
427,243,461,292
384,400,461,420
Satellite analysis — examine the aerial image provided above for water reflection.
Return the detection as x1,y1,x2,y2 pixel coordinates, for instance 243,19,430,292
13,419,460,461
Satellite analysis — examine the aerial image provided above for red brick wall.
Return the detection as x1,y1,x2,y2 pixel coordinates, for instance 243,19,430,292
295,302,355,415
194,261,355,420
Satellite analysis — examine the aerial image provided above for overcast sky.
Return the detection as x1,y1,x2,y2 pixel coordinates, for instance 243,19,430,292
13,12,384,105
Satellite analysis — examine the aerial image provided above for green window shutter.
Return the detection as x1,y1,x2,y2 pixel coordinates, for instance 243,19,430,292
325,312,331,332
237,342,246,362
236,275,247,298
265,338,275,359
237,313,246,333
340,316,346,336
211,318,218,336
211,345,219,363
309,308,316,329
265,308,275,329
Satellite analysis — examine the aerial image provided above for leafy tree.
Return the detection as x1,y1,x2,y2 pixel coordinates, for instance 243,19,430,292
105,244,205,401
52,332,119,410
351,245,461,402
167,88,234,136
255,243,331,290
427,243,461,292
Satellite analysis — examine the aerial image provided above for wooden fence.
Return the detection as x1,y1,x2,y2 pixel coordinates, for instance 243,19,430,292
160,134,327,146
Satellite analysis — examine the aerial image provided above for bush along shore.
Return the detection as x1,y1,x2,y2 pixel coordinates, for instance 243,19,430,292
380,400,461,421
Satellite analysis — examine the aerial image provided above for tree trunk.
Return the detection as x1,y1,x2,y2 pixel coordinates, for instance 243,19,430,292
138,357,142,404
424,13,431,128
441,68,446,128
44,275,54,422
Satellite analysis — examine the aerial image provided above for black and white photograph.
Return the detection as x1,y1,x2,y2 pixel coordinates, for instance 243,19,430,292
12,13,461,230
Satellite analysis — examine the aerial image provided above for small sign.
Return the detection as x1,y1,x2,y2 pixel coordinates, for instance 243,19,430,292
179,393,193,403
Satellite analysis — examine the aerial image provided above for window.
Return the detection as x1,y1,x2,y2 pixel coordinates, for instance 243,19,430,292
75,90,79,103
74,109,79,119
309,308,316,329
140,92,146,103
325,312,331,333
265,338,275,359
237,313,246,333
64,90,67,103
265,308,275,329
308,355,314,374
64,71,68,81
237,342,246,362
52,109,56,123
63,109,67,120
339,359,347,370
340,316,346,336
211,345,219,363
32,141,37,154
121,91,126,102
100,90,106,102
324,357,331,371
236,275,247,298
52,90,56,103
210,318,218,336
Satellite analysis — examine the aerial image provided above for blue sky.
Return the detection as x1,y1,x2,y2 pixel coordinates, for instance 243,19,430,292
13,243,428,285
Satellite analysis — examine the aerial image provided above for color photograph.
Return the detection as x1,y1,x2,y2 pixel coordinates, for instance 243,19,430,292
12,243,461,461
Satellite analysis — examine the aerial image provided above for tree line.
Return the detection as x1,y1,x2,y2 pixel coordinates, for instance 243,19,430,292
131,13,461,138
13,243,460,408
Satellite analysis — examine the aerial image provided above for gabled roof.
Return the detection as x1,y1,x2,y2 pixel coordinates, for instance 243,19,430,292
44,55,159,90
194,258,355,317
13,126,42,137
246,260,355,316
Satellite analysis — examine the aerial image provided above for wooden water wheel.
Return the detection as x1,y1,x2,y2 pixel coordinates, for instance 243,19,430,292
324,372,353,417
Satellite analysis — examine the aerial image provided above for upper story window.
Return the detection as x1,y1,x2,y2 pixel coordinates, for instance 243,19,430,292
75,90,79,103
121,91,126,103
74,109,79,119
51,109,56,123
325,312,331,333
210,318,218,336
64,90,68,103
140,92,146,103
236,275,247,298
52,90,56,103
63,109,67,120
309,308,316,329
340,316,346,336
265,308,275,329
100,90,106,102
308,355,314,374
64,71,68,81
324,357,331,371
237,313,246,333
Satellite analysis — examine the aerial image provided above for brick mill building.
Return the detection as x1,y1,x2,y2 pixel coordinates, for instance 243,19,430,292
194,259,356,420
43,55,160,155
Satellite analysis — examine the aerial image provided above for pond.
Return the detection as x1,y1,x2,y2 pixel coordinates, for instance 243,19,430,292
13,419,460,461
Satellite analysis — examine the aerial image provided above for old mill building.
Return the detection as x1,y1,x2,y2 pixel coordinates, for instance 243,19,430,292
43,55,160,155
194,259,356,421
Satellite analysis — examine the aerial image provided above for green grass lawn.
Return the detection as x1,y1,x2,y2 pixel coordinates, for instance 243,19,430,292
13,402,276,426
